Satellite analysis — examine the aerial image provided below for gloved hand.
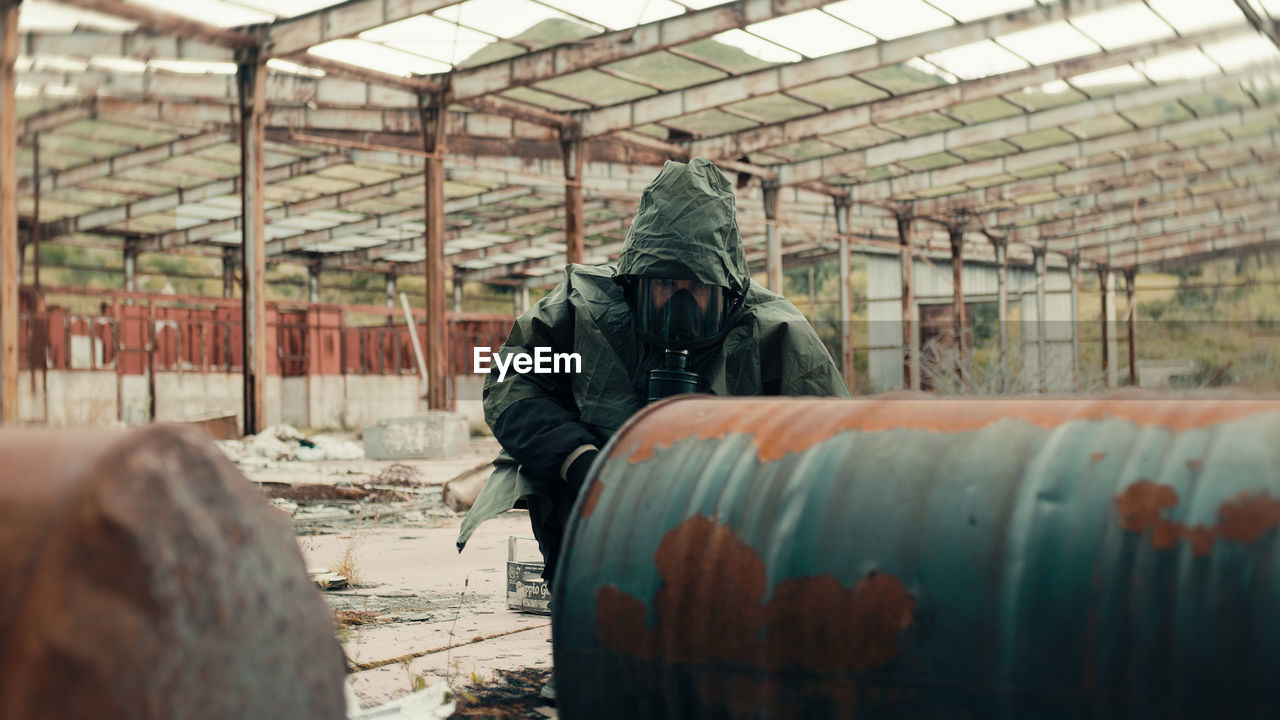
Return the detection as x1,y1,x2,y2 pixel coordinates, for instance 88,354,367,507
565,449,599,495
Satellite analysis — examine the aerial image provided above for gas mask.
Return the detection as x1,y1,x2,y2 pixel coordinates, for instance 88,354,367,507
622,276,742,402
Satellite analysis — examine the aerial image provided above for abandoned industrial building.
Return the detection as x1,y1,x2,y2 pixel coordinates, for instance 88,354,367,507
2,0,1279,716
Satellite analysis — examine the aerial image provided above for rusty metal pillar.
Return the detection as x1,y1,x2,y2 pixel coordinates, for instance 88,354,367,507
1034,247,1047,393
562,131,584,266
307,263,320,303
419,91,450,411
453,274,463,313
221,249,236,299
835,198,854,391
1068,255,1080,384
30,132,39,290
1125,268,1138,387
949,222,967,380
992,235,1008,365
384,273,396,309
123,240,139,292
1098,266,1112,388
0,0,20,426
763,183,781,293
897,211,918,390
237,50,267,435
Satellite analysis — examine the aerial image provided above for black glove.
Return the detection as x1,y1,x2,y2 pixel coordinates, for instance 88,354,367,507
565,449,599,495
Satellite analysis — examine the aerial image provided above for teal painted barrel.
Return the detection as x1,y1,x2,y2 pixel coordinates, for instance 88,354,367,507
553,396,1280,719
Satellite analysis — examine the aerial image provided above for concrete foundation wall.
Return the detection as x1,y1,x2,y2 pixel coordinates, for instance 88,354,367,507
341,375,425,430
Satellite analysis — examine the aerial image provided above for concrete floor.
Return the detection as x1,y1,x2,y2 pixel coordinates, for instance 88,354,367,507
240,438,554,711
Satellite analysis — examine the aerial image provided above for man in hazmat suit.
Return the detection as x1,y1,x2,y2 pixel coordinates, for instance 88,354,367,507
457,158,850,698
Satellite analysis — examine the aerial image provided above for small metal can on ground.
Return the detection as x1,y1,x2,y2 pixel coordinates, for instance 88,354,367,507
507,535,551,615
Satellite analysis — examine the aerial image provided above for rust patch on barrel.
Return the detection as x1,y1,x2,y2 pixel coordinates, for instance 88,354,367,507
611,398,1280,463
595,515,914,673
579,481,604,519
1116,483,1280,556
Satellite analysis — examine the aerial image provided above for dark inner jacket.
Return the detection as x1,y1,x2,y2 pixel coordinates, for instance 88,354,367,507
458,159,851,550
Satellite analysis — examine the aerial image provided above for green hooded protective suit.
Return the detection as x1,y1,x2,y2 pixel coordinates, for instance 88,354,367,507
458,158,849,554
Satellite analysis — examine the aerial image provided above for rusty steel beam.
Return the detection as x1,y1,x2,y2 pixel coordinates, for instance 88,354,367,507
55,0,258,49
1046,192,1280,251
776,68,1278,187
1,0,16,425
690,25,1253,164
950,222,967,379
265,0,461,59
269,185,535,257
1101,223,1280,268
42,152,351,239
1135,227,1280,268
558,395,1280,717
575,0,1132,139
0,426,348,719
980,159,1279,234
835,197,853,391
1234,0,1280,50
763,183,780,292
450,0,835,102
238,51,267,436
1124,268,1137,386
433,216,634,280
18,128,233,195
898,212,916,391
911,132,1280,216
850,104,1280,204
15,99,93,136
18,29,233,61
563,133,584,265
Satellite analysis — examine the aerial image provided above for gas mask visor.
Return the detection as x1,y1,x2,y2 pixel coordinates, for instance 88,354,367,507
630,276,735,350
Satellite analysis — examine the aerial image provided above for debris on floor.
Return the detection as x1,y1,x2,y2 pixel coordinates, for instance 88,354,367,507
449,668,554,720
312,570,351,591
218,424,365,468
347,680,455,720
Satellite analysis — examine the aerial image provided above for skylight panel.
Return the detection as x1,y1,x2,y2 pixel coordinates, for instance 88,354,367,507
711,29,802,64
995,21,1101,65
1069,65,1149,89
267,58,326,77
1202,33,1280,71
308,40,452,76
678,0,733,8
18,1,137,32
234,0,346,18
434,0,595,39
90,57,148,73
360,15,496,65
1135,50,1222,82
32,56,90,73
822,0,952,40
125,0,276,28
536,0,685,30
745,9,876,58
926,0,1036,23
924,40,1028,80
1146,0,1246,32
148,60,237,74
1069,4,1175,49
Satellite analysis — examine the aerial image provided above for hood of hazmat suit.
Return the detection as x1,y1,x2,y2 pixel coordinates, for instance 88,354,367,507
459,158,850,550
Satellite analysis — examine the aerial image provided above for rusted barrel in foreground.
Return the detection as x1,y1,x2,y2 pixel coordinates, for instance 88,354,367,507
555,396,1280,719
0,425,346,720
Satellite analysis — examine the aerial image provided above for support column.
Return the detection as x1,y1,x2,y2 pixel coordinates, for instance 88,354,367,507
835,198,854,391
1034,248,1047,393
123,240,139,292
420,91,450,411
1,0,21,425
237,51,268,435
515,285,529,316
222,249,236,298
992,235,1008,366
1068,255,1080,384
897,212,918,390
307,263,320,303
31,132,39,290
763,183,781,293
385,273,397,309
1098,267,1112,388
561,132,584,266
949,223,967,380
453,275,463,313
1125,268,1138,387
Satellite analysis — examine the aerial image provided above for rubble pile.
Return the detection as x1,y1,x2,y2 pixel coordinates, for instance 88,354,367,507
218,424,365,468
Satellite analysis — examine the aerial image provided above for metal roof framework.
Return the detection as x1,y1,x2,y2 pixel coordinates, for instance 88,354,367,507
3,0,1280,424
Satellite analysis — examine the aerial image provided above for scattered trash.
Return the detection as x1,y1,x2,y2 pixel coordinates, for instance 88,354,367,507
347,680,455,720
218,425,365,468
311,570,350,591
347,680,454,720
376,463,424,486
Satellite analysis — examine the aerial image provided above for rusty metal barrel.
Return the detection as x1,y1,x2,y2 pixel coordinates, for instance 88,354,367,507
554,396,1280,719
0,425,347,720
